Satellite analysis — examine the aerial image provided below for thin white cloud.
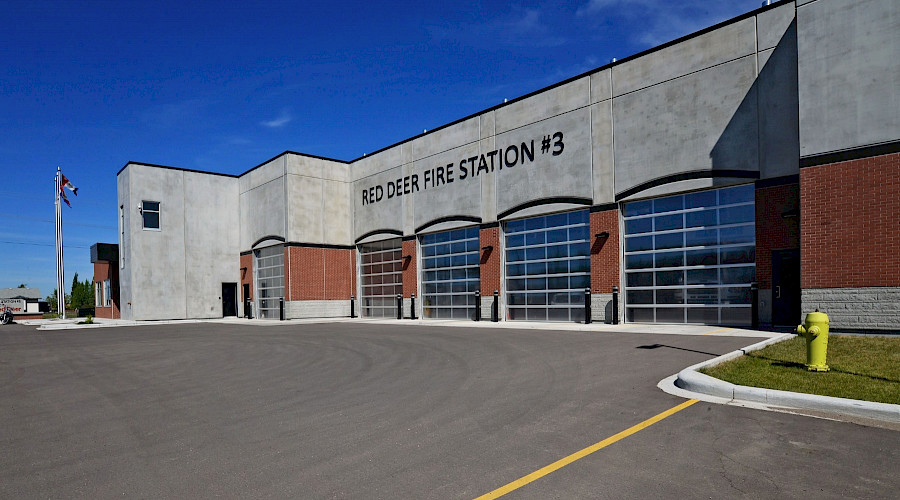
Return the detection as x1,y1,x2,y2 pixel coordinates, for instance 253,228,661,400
427,6,566,48
577,0,758,48
260,109,293,129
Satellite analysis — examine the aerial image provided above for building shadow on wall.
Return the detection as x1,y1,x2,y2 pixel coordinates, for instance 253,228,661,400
709,19,798,183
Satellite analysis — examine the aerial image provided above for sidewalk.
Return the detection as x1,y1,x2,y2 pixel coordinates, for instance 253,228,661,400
23,315,782,337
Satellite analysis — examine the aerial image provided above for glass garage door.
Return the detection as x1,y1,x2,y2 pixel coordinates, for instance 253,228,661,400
622,184,756,325
505,210,590,322
359,238,403,318
421,227,480,319
255,245,284,319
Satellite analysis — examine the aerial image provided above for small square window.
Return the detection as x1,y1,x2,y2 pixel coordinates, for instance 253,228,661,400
141,201,160,230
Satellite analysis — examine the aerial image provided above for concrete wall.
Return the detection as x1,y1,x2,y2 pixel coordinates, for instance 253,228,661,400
285,155,353,246
183,171,240,318
118,164,240,320
117,168,132,319
798,0,900,157
350,2,801,240
240,157,286,251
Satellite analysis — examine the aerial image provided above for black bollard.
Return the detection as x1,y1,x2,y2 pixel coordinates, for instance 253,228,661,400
612,286,619,325
751,281,759,329
491,290,499,322
396,294,402,320
410,293,416,320
585,288,591,324
279,297,285,321
474,290,481,321
350,295,356,318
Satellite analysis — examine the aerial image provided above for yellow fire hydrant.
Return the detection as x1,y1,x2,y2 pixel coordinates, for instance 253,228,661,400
796,310,830,372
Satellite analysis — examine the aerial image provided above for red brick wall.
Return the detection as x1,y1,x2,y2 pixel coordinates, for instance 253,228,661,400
240,253,253,300
480,227,501,293
325,248,355,299
800,152,900,288
401,239,417,297
284,246,355,300
755,183,800,289
590,209,619,293
93,260,120,319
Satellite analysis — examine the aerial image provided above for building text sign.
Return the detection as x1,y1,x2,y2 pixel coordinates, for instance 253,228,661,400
361,132,566,205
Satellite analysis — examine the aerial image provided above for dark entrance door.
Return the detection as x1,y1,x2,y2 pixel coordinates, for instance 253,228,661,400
242,283,251,318
771,249,800,326
222,282,238,317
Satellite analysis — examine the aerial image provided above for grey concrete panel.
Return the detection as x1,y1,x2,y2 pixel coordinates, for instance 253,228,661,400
411,143,482,231
618,177,755,202
242,157,284,192
480,111,495,140
351,144,403,181
125,166,187,320
322,180,353,246
614,55,759,197
183,172,240,318
798,0,900,156
285,154,322,179
613,18,756,97
480,115,498,223
757,25,800,180
352,166,403,240
240,176,285,250
590,69,612,104
287,174,324,244
286,154,351,182
411,116,480,161
757,2,797,51
495,77,590,134
591,100,615,205
116,169,132,320
508,202,593,220
402,162,414,236
285,300,350,318
496,108,593,217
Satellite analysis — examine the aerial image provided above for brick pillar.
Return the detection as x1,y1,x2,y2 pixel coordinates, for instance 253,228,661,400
401,239,417,297
590,208,619,293
479,226,501,293
240,252,253,301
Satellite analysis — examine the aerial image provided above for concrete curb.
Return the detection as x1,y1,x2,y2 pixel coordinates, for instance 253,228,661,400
660,334,900,423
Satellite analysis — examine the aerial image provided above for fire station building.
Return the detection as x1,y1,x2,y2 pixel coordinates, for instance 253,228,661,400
114,0,899,331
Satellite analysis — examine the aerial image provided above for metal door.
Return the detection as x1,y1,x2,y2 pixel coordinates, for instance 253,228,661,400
771,249,800,326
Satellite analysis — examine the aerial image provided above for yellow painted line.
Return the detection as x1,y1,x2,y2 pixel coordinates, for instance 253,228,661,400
701,327,732,336
473,399,699,500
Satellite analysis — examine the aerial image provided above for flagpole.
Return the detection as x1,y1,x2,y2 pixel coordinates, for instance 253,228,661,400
55,167,65,319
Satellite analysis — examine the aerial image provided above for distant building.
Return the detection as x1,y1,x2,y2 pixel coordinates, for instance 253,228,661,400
0,287,46,319
91,243,121,319
114,0,899,331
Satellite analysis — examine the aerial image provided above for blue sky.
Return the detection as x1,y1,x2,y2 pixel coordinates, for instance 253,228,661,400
1,0,764,297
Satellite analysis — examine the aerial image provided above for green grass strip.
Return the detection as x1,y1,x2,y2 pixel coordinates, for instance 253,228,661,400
700,335,900,405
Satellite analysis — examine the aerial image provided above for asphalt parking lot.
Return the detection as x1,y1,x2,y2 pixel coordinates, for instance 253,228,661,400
1,322,897,498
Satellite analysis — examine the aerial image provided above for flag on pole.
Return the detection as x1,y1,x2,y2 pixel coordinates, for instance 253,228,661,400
59,172,77,207
61,174,78,196
55,168,66,319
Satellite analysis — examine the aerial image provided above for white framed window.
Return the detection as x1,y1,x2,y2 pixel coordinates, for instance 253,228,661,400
622,184,756,326
95,282,102,307
103,279,111,307
358,238,403,318
141,201,160,230
421,227,480,319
